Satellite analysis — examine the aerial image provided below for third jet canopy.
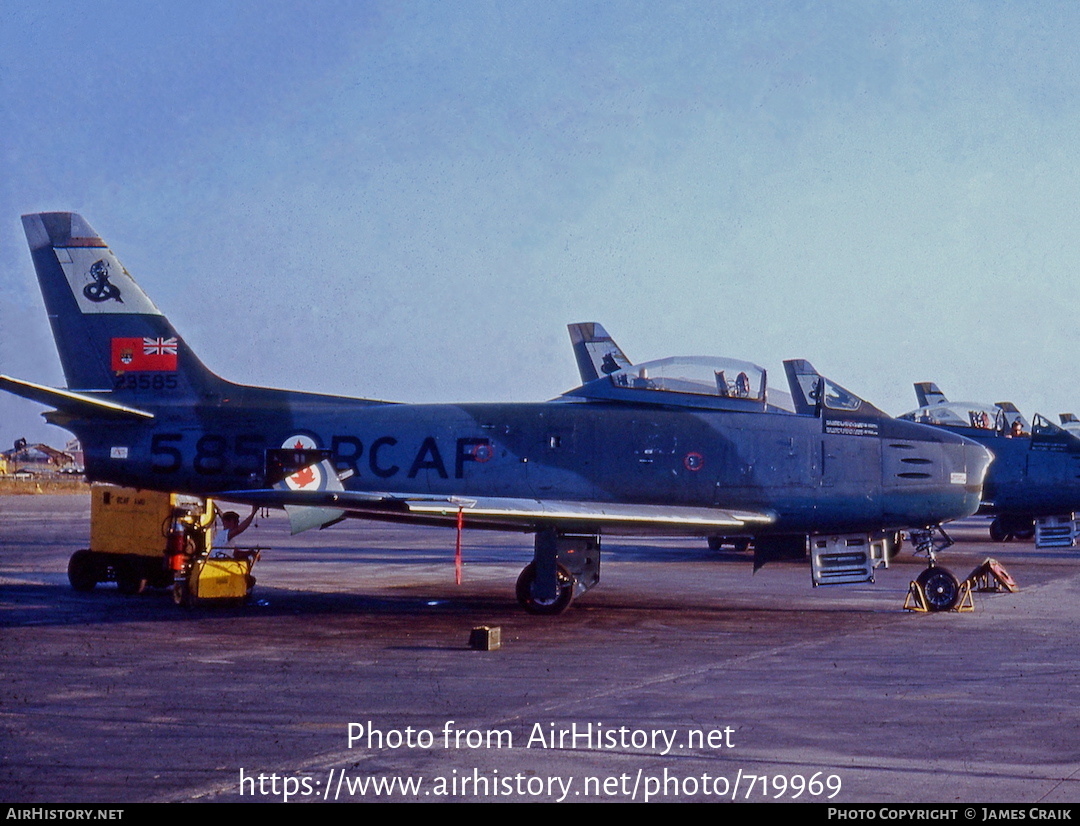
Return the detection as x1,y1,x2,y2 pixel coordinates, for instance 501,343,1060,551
899,382,1080,541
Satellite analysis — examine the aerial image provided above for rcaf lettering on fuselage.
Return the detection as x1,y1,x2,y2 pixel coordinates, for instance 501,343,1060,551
147,432,494,480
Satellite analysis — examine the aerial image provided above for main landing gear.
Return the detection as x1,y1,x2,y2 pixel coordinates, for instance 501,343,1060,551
516,527,601,615
706,536,752,553
515,563,575,615
989,514,1035,542
907,525,960,612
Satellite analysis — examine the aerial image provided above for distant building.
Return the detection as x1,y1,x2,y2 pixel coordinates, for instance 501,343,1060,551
65,438,84,469
1,440,81,476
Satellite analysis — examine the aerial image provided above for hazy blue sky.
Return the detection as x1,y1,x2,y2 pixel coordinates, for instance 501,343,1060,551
3,1,1080,447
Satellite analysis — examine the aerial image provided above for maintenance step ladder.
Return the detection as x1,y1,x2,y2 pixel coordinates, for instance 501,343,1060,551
1035,514,1077,549
809,534,881,586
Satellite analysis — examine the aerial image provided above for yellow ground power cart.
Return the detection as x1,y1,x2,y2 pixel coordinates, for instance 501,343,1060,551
68,484,215,594
173,549,261,608
72,484,263,606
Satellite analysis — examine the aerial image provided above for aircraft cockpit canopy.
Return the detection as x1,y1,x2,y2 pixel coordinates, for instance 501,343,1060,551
1059,413,1080,437
565,356,772,411
789,372,864,413
610,357,766,400
1029,413,1080,447
900,402,1031,437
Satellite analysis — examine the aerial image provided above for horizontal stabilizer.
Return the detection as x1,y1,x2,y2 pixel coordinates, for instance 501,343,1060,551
0,375,154,420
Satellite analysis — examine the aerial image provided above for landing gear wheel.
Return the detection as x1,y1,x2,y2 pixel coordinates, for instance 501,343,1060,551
989,518,1010,542
916,566,960,612
707,536,751,553
884,532,903,561
515,562,574,615
1014,525,1035,541
67,550,98,592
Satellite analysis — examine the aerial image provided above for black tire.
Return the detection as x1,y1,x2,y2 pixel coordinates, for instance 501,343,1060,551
884,532,903,561
173,581,192,608
707,536,723,551
68,550,98,592
146,566,175,589
515,562,574,615
114,558,146,596
989,518,1010,542
916,566,960,612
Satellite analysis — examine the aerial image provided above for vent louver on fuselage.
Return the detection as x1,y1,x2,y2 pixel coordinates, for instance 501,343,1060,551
885,442,937,484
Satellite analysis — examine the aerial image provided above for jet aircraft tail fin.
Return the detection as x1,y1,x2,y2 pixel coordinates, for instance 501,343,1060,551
783,359,886,418
567,322,632,383
21,213,228,402
914,382,948,407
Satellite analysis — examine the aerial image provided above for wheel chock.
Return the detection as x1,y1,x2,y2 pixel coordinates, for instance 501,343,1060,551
904,579,976,612
954,581,974,612
964,558,1018,593
904,581,929,612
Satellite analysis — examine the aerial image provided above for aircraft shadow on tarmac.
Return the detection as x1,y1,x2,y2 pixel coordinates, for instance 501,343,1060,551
0,566,878,633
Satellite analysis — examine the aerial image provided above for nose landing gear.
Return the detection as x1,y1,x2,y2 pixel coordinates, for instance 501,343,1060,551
914,565,961,612
906,526,960,613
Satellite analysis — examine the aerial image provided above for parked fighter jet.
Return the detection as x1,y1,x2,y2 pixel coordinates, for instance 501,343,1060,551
568,322,794,555
1,213,992,613
1059,413,1080,437
901,382,1080,541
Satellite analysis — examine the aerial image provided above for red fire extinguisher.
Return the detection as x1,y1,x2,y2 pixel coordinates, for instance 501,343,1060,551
166,509,188,572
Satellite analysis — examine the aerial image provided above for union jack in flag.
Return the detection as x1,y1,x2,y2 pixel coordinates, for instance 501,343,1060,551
143,337,178,356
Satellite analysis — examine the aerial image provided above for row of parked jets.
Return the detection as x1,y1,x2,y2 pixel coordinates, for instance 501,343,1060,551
2,213,1075,615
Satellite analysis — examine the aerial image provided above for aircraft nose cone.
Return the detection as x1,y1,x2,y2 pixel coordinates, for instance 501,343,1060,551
944,435,993,521
924,431,993,523
965,438,994,488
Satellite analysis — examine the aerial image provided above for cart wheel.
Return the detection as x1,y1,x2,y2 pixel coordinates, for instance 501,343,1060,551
173,581,192,608
68,550,98,592
147,567,175,589
114,558,146,596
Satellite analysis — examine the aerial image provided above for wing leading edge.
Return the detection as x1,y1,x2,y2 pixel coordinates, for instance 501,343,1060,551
215,487,776,536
